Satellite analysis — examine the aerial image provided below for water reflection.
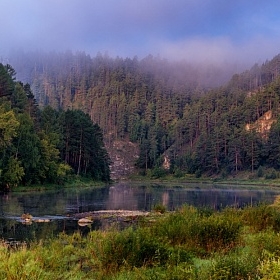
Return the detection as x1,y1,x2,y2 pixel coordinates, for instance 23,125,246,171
0,182,280,241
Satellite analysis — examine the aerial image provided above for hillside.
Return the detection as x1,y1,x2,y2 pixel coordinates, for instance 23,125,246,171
6,51,280,179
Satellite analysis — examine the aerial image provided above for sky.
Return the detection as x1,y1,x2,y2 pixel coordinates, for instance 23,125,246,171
1,0,280,69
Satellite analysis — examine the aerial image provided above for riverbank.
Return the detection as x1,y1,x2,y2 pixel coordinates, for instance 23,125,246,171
11,176,109,193
127,172,280,189
7,171,280,194
1,203,280,279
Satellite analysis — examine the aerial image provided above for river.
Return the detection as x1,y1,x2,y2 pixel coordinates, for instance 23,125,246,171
0,182,279,241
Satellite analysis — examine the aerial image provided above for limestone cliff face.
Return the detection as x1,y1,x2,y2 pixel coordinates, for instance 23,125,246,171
245,110,277,138
105,139,139,180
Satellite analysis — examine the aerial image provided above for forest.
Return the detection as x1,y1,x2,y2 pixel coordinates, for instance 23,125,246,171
3,51,280,185
0,63,110,190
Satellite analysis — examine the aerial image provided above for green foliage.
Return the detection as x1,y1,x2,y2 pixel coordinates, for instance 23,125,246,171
2,157,24,188
150,167,167,179
60,110,110,181
0,107,19,147
152,203,167,214
6,51,280,177
0,63,110,189
241,204,280,232
258,253,280,280
4,204,280,278
100,228,171,270
265,169,278,179
152,206,241,255
5,50,280,181
257,165,264,177
4,205,280,280
209,247,259,279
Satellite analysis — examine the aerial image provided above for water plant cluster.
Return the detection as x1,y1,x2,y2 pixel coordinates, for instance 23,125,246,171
1,204,280,279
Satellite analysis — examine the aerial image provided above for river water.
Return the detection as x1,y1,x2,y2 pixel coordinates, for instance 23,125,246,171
0,182,279,241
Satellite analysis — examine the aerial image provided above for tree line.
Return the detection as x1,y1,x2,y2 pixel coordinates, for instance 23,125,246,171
0,63,110,190
8,51,280,178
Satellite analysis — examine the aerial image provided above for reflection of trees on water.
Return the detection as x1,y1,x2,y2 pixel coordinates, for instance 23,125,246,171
107,183,140,210
105,184,280,211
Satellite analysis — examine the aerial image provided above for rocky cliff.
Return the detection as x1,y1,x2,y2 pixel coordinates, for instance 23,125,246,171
105,139,139,180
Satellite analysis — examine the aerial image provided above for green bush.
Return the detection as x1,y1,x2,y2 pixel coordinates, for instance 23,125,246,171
246,230,280,257
210,248,259,279
150,167,167,179
190,214,242,252
265,169,278,179
242,204,280,232
100,227,170,270
257,253,280,279
152,206,241,254
152,203,167,214
257,166,264,177
173,167,184,178
152,206,199,246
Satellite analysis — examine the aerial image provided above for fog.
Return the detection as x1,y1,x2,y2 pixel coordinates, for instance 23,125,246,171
1,0,280,76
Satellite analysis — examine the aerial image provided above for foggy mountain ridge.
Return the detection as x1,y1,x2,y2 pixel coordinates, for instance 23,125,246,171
2,50,280,179
7,50,249,89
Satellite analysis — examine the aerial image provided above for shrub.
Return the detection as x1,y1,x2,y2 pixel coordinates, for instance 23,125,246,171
265,169,277,179
242,204,280,232
152,203,167,214
210,248,259,279
100,227,170,270
246,230,280,257
152,206,199,246
173,167,184,178
150,167,167,179
152,206,241,254
257,166,264,177
191,214,242,252
257,253,280,279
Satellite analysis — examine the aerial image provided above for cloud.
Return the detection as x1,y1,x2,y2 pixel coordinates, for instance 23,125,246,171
159,35,280,69
1,0,280,68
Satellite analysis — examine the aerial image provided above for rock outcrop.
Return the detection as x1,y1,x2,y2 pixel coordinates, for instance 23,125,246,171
105,139,139,180
245,110,277,138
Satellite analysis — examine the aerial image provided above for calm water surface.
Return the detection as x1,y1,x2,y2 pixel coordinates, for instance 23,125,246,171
0,182,280,241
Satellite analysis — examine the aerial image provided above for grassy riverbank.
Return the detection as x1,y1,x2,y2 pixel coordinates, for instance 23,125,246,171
128,170,280,189
2,202,280,279
11,176,108,192
9,168,280,193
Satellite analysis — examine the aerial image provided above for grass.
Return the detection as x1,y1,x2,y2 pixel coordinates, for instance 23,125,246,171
129,169,280,188
2,203,280,279
12,175,108,192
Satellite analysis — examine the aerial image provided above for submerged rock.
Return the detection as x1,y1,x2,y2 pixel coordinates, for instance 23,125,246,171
78,218,93,226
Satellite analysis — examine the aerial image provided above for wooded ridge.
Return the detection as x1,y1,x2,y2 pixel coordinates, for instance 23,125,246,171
3,51,280,183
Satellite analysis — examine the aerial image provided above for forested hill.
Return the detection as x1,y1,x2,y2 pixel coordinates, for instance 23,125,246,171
6,51,280,179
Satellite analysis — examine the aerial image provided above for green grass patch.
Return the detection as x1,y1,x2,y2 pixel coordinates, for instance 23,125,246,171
12,175,107,192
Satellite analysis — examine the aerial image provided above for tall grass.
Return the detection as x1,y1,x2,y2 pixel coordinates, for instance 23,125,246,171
2,204,280,279
151,205,241,255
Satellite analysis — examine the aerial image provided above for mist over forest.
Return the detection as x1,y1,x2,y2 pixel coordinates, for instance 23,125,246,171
1,49,280,182
4,49,246,89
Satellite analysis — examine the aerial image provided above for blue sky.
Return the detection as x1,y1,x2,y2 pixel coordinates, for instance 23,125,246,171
1,0,280,68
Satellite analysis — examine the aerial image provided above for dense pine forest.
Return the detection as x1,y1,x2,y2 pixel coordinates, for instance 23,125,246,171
4,51,280,182
0,63,110,190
